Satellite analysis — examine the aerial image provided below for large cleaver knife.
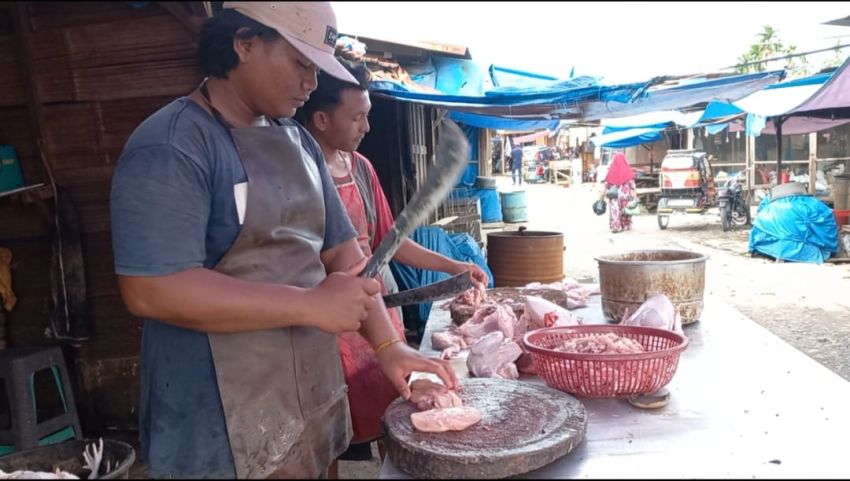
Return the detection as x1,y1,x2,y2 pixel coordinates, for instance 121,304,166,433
381,271,473,308
360,119,470,282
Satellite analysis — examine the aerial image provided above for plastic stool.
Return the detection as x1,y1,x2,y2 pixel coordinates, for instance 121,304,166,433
0,346,82,454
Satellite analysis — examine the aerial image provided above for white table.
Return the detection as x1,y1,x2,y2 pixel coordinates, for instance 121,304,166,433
380,296,850,478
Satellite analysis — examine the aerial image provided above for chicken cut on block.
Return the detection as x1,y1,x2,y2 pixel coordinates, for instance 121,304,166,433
410,406,482,433
458,301,516,344
620,293,684,335
431,328,467,359
467,331,522,380
409,379,463,411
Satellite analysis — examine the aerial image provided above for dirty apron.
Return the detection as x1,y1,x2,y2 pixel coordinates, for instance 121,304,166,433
333,168,406,444
201,84,350,479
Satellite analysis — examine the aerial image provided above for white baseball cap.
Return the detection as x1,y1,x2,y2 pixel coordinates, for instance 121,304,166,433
222,2,356,83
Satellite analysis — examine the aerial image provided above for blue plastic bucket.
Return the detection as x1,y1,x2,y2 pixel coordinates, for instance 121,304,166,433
500,190,528,223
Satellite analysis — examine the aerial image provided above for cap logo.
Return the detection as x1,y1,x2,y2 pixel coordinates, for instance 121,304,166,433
324,25,338,48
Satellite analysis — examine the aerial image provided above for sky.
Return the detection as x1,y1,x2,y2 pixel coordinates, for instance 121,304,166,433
331,2,850,84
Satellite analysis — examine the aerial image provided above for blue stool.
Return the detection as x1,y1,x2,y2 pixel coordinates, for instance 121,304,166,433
0,346,82,454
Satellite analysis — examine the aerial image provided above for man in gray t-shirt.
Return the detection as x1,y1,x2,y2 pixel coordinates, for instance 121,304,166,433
110,3,456,478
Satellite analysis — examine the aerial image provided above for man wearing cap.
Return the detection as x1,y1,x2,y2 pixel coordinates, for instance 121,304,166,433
110,2,457,478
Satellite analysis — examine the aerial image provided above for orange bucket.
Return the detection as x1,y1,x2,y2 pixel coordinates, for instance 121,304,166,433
834,209,850,227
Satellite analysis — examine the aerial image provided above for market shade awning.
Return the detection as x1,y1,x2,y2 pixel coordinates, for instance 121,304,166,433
785,55,850,118
513,130,552,143
369,70,784,122
589,127,664,148
448,111,560,131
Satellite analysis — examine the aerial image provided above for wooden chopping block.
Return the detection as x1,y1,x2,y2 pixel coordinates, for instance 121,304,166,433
383,377,586,479
450,287,572,325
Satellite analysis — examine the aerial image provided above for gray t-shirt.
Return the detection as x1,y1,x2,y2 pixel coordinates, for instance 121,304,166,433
110,97,356,478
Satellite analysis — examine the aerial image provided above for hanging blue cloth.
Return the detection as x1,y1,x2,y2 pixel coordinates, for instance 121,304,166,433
390,226,494,326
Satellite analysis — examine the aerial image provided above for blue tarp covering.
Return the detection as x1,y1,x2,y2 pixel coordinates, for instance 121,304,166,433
449,111,560,131
432,57,489,96
599,130,664,148
489,65,562,89
461,124,479,161
748,194,839,264
390,226,494,325
371,70,783,122
371,75,641,107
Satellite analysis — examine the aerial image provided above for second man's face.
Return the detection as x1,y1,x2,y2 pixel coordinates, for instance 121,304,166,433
326,88,372,152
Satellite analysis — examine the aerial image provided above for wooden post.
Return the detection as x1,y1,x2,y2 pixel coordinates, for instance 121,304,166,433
808,132,817,195
775,116,784,182
746,133,755,198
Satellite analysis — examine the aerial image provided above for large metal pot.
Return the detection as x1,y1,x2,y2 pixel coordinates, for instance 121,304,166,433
487,230,564,287
595,250,707,324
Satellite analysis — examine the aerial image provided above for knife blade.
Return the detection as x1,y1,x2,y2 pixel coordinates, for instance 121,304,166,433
382,271,473,308
360,119,469,280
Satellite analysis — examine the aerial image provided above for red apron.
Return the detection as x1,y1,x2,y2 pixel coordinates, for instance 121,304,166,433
333,168,405,444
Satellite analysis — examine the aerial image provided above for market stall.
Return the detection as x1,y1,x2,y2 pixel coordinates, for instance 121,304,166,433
379,292,850,478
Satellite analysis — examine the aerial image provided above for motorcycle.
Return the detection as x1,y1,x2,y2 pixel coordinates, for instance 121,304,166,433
717,176,750,231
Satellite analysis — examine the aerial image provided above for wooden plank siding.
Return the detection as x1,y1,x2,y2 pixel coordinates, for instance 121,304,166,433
0,1,204,431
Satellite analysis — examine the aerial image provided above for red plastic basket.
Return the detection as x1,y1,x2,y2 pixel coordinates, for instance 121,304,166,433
523,325,689,398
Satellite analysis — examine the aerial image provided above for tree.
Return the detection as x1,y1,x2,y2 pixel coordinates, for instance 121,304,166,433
736,25,809,77
820,40,848,71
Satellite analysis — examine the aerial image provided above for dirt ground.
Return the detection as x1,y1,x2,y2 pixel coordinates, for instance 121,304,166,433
125,175,850,479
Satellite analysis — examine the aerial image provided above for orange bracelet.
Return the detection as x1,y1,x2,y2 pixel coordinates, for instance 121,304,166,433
374,338,402,355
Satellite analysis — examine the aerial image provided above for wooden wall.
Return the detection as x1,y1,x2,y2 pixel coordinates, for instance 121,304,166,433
0,1,204,432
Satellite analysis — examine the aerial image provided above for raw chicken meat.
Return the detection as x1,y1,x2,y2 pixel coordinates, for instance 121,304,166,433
0,470,79,480
0,438,108,480
410,406,482,433
466,331,522,379
555,333,646,354
409,379,463,411
431,328,467,359
452,285,486,308
513,296,581,375
521,296,581,329
620,293,684,335
457,301,516,344
524,280,599,309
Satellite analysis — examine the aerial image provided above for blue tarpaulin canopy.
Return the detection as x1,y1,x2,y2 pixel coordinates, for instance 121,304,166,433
589,71,834,145
370,70,784,122
448,111,560,131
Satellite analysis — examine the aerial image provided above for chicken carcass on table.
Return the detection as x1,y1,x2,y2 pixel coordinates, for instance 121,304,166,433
525,280,600,310
466,331,522,380
513,296,582,375
520,296,582,330
410,406,482,433
452,284,486,308
620,293,684,335
430,327,467,360
408,379,463,411
457,301,516,344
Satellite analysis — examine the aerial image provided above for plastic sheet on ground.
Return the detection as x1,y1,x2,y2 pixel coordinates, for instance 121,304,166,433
748,194,839,264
